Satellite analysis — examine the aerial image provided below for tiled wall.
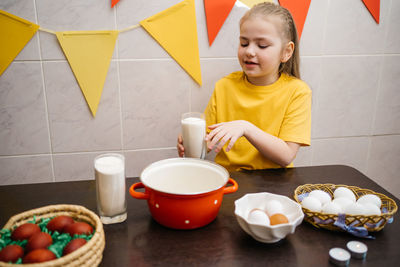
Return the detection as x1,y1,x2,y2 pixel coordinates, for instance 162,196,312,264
0,0,399,198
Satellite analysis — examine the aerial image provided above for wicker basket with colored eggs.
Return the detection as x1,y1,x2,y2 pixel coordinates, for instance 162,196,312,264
294,184,398,232
0,204,104,266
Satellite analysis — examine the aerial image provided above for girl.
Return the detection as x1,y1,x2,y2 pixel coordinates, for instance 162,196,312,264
178,2,311,172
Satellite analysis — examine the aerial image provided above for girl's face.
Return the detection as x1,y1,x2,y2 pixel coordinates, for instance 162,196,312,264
238,15,293,86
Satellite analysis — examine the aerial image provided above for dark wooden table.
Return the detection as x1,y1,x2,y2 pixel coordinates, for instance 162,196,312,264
1,165,399,266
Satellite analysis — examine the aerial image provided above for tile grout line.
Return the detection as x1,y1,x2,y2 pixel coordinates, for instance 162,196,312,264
0,147,178,159
114,5,125,154
365,0,393,178
33,0,56,182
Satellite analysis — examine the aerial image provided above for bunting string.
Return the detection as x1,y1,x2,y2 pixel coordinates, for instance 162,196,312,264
38,24,141,35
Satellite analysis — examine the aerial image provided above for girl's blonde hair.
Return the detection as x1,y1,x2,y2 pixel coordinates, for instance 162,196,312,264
240,2,300,79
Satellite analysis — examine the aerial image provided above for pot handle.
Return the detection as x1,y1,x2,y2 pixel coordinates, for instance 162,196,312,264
223,178,238,195
129,182,149,200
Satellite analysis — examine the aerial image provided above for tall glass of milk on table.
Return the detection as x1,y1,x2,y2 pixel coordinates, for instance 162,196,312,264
181,112,206,159
94,153,127,224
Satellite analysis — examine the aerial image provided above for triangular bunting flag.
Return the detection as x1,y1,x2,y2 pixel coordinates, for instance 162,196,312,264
140,0,202,85
239,0,273,8
362,0,380,23
56,31,118,117
204,0,236,46
111,0,120,8
278,0,311,40
0,10,39,76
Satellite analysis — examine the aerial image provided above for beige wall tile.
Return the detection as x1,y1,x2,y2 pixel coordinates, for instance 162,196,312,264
119,60,190,150
0,62,50,155
294,145,312,167
323,0,390,55
312,137,369,173
299,0,328,56
43,61,122,152
36,0,115,60
373,55,400,134
0,156,53,185
314,56,381,138
367,135,400,199
192,59,241,113
125,149,177,178
53,152,100,182
384,0,400,53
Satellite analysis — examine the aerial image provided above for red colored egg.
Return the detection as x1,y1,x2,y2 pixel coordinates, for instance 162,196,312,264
0,244,24,263
46,215,75,233
26,232,53,252
63,238,87,255
11,223,41,241
23,249,56,263
64,222,93,237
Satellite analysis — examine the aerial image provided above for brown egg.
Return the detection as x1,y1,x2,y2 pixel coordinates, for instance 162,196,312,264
0,244,24,263
46,215,75,233
23,249,56,263
26,232,53,252
64,222,93,237
269,213,289,225
63,238,87,255
11,223,41,241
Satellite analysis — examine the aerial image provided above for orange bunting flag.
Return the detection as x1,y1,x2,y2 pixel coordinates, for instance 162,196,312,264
204,0,236,46
0,10,39,76
111,0,120,8
278,0,311,40
140,0,202,85
362,0,380,23
56,31,118,117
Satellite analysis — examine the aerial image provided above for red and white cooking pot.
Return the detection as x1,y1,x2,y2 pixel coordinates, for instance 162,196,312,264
129,158,238,229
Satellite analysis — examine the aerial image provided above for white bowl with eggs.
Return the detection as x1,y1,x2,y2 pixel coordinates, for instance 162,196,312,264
234,192,304,243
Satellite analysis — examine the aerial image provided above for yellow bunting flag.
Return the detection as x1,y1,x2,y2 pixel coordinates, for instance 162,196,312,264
56,31,118,117
0,10,39,76
239,0,273,8
140,0,202,85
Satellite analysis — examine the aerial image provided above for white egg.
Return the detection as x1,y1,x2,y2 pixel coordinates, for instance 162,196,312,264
362,203,381,216
321,201,342,215
334,187,356,202
357,194,382,208
309,190,332,205
264,199,283,217
332,197,353,210
247,209,270,225
301,196,322,212
344,203,367,215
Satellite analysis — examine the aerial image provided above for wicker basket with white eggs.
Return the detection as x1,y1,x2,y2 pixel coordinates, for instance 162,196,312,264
293,184,397,232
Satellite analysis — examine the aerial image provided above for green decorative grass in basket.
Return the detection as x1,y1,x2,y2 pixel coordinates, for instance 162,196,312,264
293,184,398,236
0,204,105,267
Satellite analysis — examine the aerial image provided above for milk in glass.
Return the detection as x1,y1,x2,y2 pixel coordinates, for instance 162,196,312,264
181,112,206,159
95,153,127,224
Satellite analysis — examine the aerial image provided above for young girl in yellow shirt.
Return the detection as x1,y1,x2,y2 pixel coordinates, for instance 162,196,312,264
178,2,311,172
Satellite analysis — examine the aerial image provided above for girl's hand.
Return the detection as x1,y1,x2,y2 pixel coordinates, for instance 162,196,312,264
206,120,250,153
177,134,185,157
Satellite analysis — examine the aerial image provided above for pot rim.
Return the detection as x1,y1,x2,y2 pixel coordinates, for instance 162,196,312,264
139,157,229,196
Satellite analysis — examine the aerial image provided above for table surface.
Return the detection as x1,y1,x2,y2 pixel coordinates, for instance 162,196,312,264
1,165,399,267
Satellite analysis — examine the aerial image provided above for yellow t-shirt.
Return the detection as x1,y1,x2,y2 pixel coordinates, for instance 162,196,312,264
204,72,311,171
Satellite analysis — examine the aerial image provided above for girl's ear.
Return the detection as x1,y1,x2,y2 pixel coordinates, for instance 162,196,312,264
281,41,294,63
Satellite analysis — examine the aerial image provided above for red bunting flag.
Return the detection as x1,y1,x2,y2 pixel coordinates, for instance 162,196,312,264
204,0,236,46
362,0,380,23
111,0,120,8
278,0,311,40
